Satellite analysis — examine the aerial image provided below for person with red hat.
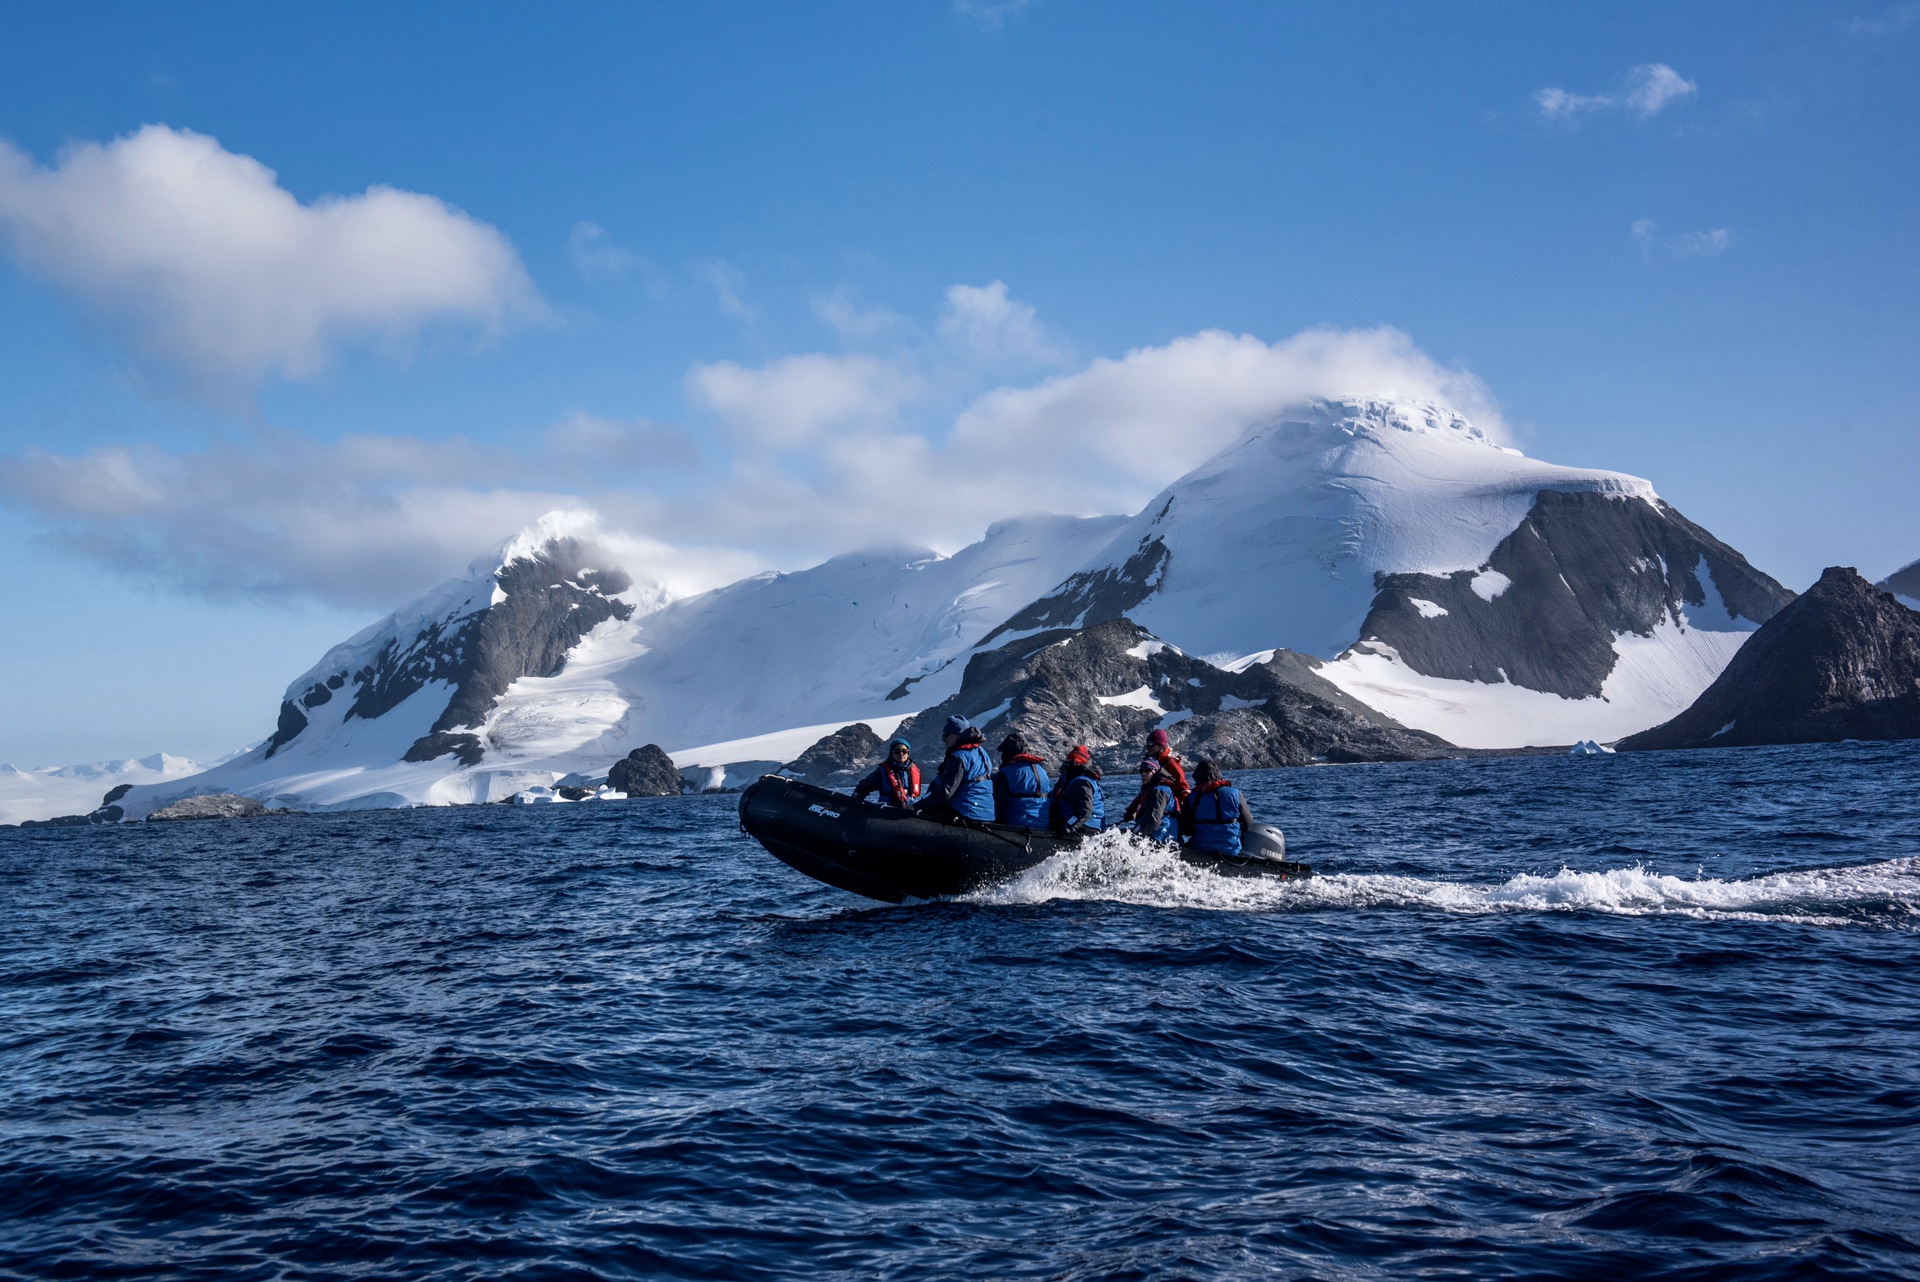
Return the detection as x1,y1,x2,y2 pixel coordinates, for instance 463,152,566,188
1048,744,1105,834
1122,727,1190,829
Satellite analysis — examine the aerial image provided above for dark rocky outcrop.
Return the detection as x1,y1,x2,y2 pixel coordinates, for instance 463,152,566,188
149,793,282,821
265,699,309,757
978,524,1171,648
781,723,884,787
1360,491,1795,699
1619,567,1920,751
267,537,635,764
608,744,682,796
17,812,95,828
895,617,1451,776
402,732,484,767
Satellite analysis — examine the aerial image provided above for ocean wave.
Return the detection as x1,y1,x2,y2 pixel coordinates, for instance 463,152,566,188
966,832,1920,926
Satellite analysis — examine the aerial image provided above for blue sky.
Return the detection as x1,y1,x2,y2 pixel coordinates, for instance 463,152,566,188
0,1,1915,765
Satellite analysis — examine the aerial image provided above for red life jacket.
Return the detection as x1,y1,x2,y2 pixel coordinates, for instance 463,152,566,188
886,761,921,808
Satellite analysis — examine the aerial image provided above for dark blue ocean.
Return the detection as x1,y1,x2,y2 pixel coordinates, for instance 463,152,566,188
3,741,1918,1280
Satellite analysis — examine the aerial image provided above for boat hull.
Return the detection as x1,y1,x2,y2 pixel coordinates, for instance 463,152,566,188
738,776,1312,903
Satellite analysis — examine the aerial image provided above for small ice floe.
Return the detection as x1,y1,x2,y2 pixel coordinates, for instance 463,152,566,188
1568,739,1614,756
513,786,569,804
594,786,628,801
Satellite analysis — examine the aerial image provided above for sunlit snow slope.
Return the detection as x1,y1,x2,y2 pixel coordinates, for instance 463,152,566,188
116,397,1797,813
989,399,1791,749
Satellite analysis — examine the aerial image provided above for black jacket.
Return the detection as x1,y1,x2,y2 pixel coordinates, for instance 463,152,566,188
1050,765,1102,831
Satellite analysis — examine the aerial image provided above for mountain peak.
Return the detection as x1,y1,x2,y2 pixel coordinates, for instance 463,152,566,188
1276,396,1508,452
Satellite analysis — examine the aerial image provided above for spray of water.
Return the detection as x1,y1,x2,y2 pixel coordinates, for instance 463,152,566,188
962,830,1920,927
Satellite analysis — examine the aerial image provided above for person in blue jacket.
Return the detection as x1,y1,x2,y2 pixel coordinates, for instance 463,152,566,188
1131,756,1180,843
991,731,1051,829
1048,744,1104,834
1182,758,1254,855
915,715,995,822
852,737,921,808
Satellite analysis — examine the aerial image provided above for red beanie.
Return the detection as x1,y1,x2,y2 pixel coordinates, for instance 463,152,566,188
1146,728,1170,750
1065,744,1091,766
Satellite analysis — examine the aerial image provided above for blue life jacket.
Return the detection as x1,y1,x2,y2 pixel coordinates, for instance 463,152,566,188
1051,773,1104,832
996,759,1051,828
1145,783,1177,843
1188,783,1243,854
951,743,995,822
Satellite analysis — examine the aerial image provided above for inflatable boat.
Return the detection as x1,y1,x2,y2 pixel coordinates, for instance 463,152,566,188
738,775,1312,903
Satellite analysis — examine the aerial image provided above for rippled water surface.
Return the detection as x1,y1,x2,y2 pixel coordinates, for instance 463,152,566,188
4,741,1919,1280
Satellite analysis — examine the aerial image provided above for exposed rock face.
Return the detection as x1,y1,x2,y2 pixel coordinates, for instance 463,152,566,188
978,524,1171,649
782,723,884,787
1620,567,1920,751
149,793,277,821
895,617,1449,775
607,745,682,797
1359,491,1794,698
266,537,635,763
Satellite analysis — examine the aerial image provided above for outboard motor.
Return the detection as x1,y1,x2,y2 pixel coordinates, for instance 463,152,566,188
1243,824,1286,859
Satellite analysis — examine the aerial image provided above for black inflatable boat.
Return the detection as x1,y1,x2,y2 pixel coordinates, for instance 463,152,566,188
738,775,1313,903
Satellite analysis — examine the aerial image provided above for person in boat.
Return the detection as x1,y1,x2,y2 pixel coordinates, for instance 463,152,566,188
852,737,921,809
991,732,1051,829
914,715,996,823
1181,758,1254,855
1048,744,1104,834
1121,728,1190,826
1129,756,1180,843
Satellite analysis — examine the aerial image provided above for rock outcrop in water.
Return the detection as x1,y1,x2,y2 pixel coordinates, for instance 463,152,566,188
1619,567,1920,751
149,794,283,821
781,723,884,787
895,617,1449,775
607,745,682,797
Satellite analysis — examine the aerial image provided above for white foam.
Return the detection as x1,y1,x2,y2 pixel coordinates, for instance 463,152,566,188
964,833,1919,928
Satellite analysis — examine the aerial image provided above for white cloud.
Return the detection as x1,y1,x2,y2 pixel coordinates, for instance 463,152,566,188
1534,63,1697,121
567,221,642,282
937,280,1067,366
0,417,723,607
1633,219,1733,258
1669,227,1733,257
689,353,922,449
1622,63,1699,117
813,288,906,343
693,258,755,321
1,282,1505,610
0,125,542,384
1534,88,1614,119
955,0,1034,31
674,322,1504,558
1845,2,1920,35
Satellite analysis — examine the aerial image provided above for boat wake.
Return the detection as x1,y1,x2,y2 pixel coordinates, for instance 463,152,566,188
964,832,1920,927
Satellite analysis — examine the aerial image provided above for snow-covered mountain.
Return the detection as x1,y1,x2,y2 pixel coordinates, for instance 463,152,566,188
115,396,1796,814
0,752,215,825
1881,558,1920,611
986,400,1792,747
114,511,1123,815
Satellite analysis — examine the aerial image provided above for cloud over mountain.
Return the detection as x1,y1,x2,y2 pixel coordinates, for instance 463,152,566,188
0,282,1502,612
0,125,542,383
